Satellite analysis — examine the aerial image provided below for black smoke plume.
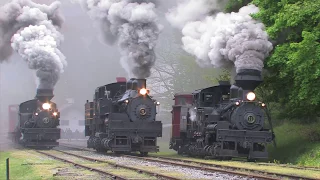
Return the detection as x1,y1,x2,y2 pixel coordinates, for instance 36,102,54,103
0,0,66,89
81,0,162,78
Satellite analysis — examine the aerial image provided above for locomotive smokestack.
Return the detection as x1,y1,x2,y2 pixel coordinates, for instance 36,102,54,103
131,78,147,90
136,79,147,89
234,69,262,91
35,89,54,102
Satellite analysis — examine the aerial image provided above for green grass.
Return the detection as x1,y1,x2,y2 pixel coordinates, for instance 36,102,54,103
267,121,320,166
0,150,60,180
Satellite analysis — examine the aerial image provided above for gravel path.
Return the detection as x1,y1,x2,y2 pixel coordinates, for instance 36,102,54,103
58,149,257,180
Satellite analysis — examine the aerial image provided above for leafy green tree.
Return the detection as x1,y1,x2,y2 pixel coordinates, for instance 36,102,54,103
225,0,252,12
252,0,320,121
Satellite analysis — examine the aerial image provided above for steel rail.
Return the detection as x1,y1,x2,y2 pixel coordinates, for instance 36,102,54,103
59,143,319,180
141,155,319,180
54,149,181,180
36,150,128,180
58,144,272,179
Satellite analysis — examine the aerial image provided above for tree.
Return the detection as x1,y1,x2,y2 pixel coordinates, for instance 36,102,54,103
225,0,252,12
148,33,225,109
252,0,320,120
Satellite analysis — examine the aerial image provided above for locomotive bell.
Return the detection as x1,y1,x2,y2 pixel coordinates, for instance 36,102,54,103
36,89,54,102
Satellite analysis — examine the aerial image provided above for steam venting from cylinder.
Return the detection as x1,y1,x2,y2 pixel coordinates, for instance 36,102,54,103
80,0,163,78
166,1,273,73
0,0,66,90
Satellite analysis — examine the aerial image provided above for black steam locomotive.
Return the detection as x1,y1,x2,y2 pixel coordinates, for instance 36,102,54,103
85,77,162,156
169,69,275,160
10,89,61,149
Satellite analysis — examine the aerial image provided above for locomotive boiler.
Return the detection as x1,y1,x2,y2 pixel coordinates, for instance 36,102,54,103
169,69,275,160
85,77,162,156
9,89,61,149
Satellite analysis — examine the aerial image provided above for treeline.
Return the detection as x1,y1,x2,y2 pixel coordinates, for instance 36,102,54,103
227,0,320,122
150,0,319,122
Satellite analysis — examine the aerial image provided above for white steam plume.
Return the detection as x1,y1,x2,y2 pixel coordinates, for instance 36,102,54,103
81,0,162,78
166,0,228,29
0,0,66,89
189,108,196,122
166,1,273,73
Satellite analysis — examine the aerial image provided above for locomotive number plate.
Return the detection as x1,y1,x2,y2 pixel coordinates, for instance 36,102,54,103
247,115,256,124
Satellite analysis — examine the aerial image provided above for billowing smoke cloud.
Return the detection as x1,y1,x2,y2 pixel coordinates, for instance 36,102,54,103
81,0,162,78
0,0,66,89
166,1,273,73
166,0,228,29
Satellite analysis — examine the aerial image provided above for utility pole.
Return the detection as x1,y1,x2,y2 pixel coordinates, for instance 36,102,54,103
0,63,2,131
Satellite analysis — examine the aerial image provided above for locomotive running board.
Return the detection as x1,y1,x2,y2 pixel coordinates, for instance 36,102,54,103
216,129,273,143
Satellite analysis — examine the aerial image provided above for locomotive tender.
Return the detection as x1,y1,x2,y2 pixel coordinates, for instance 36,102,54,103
9,89,61,148
85,77,162,156
169,69,274,160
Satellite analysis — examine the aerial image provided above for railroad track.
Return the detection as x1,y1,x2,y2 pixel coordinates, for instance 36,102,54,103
122,154,319,180
59,143,320,180
58,143,319,172
38,149,183,180
36,150,129,180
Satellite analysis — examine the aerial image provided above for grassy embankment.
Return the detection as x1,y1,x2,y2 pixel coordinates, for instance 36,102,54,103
0,150,103,180
154,121,320,166
0,150,60,180
152,121,320,179
267,121,320,166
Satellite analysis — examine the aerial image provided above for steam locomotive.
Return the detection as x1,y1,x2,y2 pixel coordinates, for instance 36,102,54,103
169,69,275,160
9,89,61,149
85,77,162,156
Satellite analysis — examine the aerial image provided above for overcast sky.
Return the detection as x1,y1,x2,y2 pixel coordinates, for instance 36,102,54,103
0,0,180,126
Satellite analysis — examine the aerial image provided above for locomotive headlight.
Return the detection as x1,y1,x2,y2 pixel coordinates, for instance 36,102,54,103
246,92,256,101
35,113,38,116
53,112,58,116
125,100,129,104
42,103,51,110
139,88,147,95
